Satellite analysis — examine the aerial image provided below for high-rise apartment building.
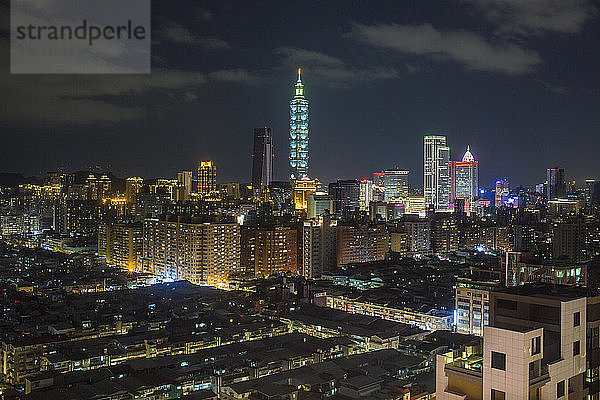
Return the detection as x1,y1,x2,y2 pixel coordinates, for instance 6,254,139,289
125,177,144,204
251,127,273,198
143,216,241,284
547,167,566,201
177,171,192,201
198,161,217,195
553,218,586,263
302,215,337,278
383,169,409,202
424,135,450,210
99,221,143,272
289,68,309,180
336,223,389,268
241,225,298,277
455,277,500,336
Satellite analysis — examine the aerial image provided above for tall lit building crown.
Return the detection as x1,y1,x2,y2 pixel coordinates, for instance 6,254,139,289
462,146,475,163
289,67,309,180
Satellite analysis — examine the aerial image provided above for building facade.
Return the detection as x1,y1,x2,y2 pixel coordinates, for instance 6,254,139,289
143,216,241,284
198,161,217,195
302,215,337,278
241,225,298,277
336,224,389,268
251,127,273,198
289,69,309,180
451,146,479,214
424,135,450,210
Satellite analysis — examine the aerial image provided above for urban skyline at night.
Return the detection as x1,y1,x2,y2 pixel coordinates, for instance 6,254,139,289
2,1,600,186
2,1,600,399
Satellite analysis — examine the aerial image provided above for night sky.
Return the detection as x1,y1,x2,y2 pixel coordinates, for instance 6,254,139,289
1,0,600,188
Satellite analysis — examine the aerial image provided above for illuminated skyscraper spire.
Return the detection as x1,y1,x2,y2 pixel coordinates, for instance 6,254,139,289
289,68,309,179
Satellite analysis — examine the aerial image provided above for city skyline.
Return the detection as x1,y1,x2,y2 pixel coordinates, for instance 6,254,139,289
1,1,600,186
2,2,600,399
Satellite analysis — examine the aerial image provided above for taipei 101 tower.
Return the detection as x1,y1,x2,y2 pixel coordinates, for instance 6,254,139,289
289,68,309,180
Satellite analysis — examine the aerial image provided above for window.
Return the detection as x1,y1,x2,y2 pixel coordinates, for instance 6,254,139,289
574,341,580,356
557,380,565,398
491,351,506,370
491,389,505,400
574,312,580,327
532,336,541,355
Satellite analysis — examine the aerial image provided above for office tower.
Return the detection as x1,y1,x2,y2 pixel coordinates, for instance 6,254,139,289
451,146,479,213
143,216,241,284
289,68,309,180
383,169,410,202
372,172,385,202
494,179,510,207
359,180,373,211
328,180,360,213
98,221,143,272
336,223,389,268
177,171,192,201
307,192,334,218
437,285,593,399
125,177,144,204
241,225,298,277
547,167,566,201
251,127,273,197
373,171,385,187
424,135,450,210
198,161,217,195
60,199,100,236
302,214,337,278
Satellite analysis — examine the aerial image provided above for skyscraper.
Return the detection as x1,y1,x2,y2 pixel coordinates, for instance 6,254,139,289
198,161,217,195
177,171,192,201
424,135,450,210
289,68,309,180
328,179,360,213
359,179,373,211
383,169,409,202
451,146,478,213
547,167,566,201
495,179,510,207
251,127,273,198
125,177,144,204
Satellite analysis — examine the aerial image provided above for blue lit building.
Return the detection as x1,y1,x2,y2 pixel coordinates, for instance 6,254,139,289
289,68,309,180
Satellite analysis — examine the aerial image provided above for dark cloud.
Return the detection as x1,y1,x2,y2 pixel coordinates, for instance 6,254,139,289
159,21,230,49
463,0,596,36
352,23,543,75
274,46,399,85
